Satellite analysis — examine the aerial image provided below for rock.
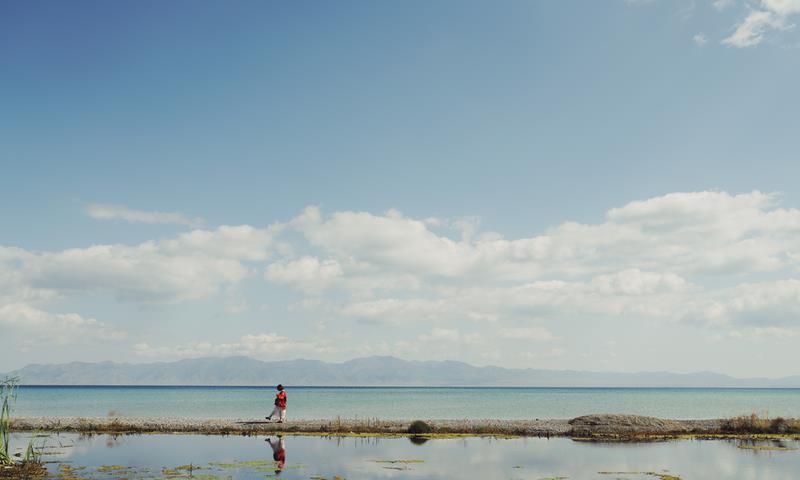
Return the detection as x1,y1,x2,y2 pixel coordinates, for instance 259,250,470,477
568,414,687,435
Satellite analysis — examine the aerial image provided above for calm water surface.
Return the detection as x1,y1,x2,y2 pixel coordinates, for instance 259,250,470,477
8,433,800,479
15,386,800,419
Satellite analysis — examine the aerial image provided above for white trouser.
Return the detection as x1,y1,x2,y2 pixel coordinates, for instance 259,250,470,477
270,406,286,421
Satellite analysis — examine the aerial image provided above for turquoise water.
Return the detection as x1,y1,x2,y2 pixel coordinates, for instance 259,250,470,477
8,432,800,479
14,386,800,419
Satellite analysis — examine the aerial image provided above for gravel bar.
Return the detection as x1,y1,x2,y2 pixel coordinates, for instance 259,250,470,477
9,415,735,437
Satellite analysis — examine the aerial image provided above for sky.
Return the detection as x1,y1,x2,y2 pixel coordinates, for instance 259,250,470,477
2,0,800,377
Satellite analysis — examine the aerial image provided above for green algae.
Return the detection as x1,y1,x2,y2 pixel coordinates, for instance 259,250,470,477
737,444,798,451
371,459,425,463
209,459,275,468
96,464,129,472
598,472,681,480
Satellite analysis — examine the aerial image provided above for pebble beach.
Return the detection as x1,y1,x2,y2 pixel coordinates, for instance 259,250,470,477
11,414,730,437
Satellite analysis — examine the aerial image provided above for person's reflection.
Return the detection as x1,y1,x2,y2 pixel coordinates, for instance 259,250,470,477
266,435,286,475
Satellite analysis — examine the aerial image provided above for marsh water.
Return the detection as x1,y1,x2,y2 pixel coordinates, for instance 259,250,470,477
10,432,800,479
16,386,800,419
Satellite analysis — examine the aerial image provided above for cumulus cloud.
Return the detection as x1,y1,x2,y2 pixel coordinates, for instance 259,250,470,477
0,303,127,344
337,272,689,325
289,191,800,283
0,223,282,349
280,191,800,337
722,0,800,47
9,224,281,304
686,279,800,327
292,206,473,277
87,204,202,227
265,256,344,293
7,190,800,359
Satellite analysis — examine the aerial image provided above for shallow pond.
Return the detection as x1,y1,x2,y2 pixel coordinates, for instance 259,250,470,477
9,433,800,479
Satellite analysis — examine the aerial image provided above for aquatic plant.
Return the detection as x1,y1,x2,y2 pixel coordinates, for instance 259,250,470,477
0,377,19,465
0,376,47,479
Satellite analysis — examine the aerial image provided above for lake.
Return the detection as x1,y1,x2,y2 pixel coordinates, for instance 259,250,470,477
14,386,800,419
8,432,800,479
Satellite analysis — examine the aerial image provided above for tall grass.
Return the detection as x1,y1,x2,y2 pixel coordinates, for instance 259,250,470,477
1,376,42,469
0,376,19,465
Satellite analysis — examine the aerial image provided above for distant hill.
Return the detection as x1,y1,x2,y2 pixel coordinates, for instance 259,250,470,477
4,356,800,387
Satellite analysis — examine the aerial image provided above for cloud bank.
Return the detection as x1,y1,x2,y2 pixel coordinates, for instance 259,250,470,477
3,191,800,369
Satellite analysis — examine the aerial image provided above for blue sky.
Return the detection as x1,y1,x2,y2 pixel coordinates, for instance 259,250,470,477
2,0,800,376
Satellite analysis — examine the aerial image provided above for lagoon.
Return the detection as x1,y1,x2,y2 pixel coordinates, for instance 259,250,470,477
10,432,800,479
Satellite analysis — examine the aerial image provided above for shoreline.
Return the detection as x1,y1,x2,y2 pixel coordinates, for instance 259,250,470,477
11,414,799,439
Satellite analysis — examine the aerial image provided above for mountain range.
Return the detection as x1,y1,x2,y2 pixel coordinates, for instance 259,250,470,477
4,356,800,387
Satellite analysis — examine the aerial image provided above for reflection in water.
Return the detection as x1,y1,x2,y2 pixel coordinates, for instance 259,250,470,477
266,436,286,474
12,432,800,479
409,436,429,445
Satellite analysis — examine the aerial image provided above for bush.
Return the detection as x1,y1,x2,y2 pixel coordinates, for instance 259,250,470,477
721,413,800,434
407,420,433,435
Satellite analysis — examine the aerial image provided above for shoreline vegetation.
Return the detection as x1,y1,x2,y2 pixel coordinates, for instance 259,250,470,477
1,378,46,479
10,414,800,440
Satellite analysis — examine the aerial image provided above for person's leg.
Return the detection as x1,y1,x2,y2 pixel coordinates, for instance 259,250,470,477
267,405,280,420
278,408,286,422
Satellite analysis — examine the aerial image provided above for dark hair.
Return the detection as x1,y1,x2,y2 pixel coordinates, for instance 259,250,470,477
277,384,284,391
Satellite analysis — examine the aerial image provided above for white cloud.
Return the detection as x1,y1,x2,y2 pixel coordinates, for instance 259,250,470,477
292,206,474,277
290,192,800,285
723,0,800,47
7,224,281,304
589,269,691,296
0,303,127,344
87,204,202,227
8,190,800,362
280,191,800,338
713,0,735,10
523,347,567,359
418,328,480,344
0,223,283,349
498,327,556,341
161,224,282,261
337,272,688,326
265,256,343,293
686,279,800,327
694,33,708,46
132,333,336,359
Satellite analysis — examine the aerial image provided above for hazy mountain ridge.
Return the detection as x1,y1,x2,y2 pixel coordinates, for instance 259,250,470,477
4,356,800,387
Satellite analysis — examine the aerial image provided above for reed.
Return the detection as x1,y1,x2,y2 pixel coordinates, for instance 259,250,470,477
0,376,43,471
0,377,18,465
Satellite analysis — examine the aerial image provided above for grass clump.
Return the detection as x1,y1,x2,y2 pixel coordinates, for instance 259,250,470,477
0,377,46,478
721,413,800,434
407,420,433,435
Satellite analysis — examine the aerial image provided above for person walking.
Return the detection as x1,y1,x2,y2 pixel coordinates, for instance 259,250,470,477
266,384,287,423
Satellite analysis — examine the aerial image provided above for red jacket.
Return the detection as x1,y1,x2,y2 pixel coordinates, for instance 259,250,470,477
275,391,287,408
